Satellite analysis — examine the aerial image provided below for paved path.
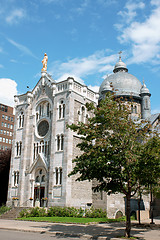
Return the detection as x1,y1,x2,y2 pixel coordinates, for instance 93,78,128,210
0,218,160,239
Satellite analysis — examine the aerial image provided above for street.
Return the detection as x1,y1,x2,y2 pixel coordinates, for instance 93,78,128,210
0,229,80,240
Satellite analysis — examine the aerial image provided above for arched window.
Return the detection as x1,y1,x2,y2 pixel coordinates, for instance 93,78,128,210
16,142,22,156
13,171,19,186
35,176,40,183
61,135,64,150
41,175,45,182
16,142,19,156
47,103,50,117
57,135,60,151
134,105,137,114
58,100,65,119
131,105,133,113
59,168,62,185
19,116,21,128
55,168,58,185
19,142,22,155
18,112,24,128
145,99,149,109
57,134,64,151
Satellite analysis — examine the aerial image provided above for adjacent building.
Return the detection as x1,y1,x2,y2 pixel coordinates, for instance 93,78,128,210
0,104,14,150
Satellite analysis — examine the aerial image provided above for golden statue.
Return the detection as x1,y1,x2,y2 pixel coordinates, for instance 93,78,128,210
41,53,48,72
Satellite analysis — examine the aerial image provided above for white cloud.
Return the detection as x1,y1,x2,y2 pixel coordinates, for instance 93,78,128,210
74,0,90,15
88,85,99,93
118,1,145,24
6,9,26,24
0,78,17,107
151,108,160,114
7,38,38,59
48,50,117,82
117,1,160,64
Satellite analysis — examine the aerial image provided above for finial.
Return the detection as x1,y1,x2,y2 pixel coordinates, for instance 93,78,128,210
118,51,122,61
41,53,48,72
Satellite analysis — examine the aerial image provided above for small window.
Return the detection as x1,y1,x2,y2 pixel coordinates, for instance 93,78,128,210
59,168,62,185
41,175,45,182
35,176,40,183
56,168,58,185
2,115,4,119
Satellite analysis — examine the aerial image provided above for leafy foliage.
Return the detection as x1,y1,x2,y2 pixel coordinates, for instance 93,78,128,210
19,206,107,218
0,205,11,215
67,92,160,237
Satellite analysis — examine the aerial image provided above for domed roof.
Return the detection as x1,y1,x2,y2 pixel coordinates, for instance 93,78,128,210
99,57,142,99
140,81,150,95
113,57,128,73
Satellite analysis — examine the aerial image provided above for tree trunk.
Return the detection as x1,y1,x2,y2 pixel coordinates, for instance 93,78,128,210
138,193,141,224
125,194,131,238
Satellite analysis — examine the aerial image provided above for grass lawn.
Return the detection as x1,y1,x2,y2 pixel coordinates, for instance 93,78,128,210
18,216,126,224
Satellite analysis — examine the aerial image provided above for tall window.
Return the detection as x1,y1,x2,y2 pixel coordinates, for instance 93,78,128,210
145,99,149,109
55,167,62,185
58,100,65,119
57,134,64,151
33,141,49,159
19,112,24,128
16,142,22,156
78,106,87,123
56,168,58,185
37,101,50,120
13,171,19,186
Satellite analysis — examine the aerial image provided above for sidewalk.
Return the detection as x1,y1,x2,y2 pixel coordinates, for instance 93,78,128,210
0,218,160,240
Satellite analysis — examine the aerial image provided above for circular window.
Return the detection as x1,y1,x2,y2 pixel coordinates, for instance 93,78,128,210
37,120,49,137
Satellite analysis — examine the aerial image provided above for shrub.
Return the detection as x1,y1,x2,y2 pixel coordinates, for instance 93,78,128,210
85,207,107,218
19,208,30,218
19,206,107,218
0,205,11,215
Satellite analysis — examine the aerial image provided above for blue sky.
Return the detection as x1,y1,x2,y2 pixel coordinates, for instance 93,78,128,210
0,0,160,113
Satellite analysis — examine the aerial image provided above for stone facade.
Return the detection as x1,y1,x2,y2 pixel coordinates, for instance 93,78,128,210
7,73,98,209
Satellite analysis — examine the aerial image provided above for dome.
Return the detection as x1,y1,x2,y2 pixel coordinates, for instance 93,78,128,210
113,58,128,73
99,57,142,99
140,82,150,95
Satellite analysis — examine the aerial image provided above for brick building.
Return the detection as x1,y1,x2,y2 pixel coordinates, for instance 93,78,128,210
0,103,14,150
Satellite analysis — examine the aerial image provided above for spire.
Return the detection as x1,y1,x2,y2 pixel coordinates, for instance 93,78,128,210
113,51,128,73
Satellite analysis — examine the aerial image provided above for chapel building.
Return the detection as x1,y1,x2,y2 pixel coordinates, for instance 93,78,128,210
7,54,160,218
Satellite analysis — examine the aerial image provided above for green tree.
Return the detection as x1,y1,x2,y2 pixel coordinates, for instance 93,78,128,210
137,136,160,224
0,149,11,206
68,92,160,238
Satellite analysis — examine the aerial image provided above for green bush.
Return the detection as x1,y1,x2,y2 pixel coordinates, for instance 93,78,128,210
85,207,107,218
19,206,107,218
0,205,11,215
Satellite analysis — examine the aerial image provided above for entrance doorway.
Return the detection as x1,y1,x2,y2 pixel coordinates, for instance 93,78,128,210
34,187,45,207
